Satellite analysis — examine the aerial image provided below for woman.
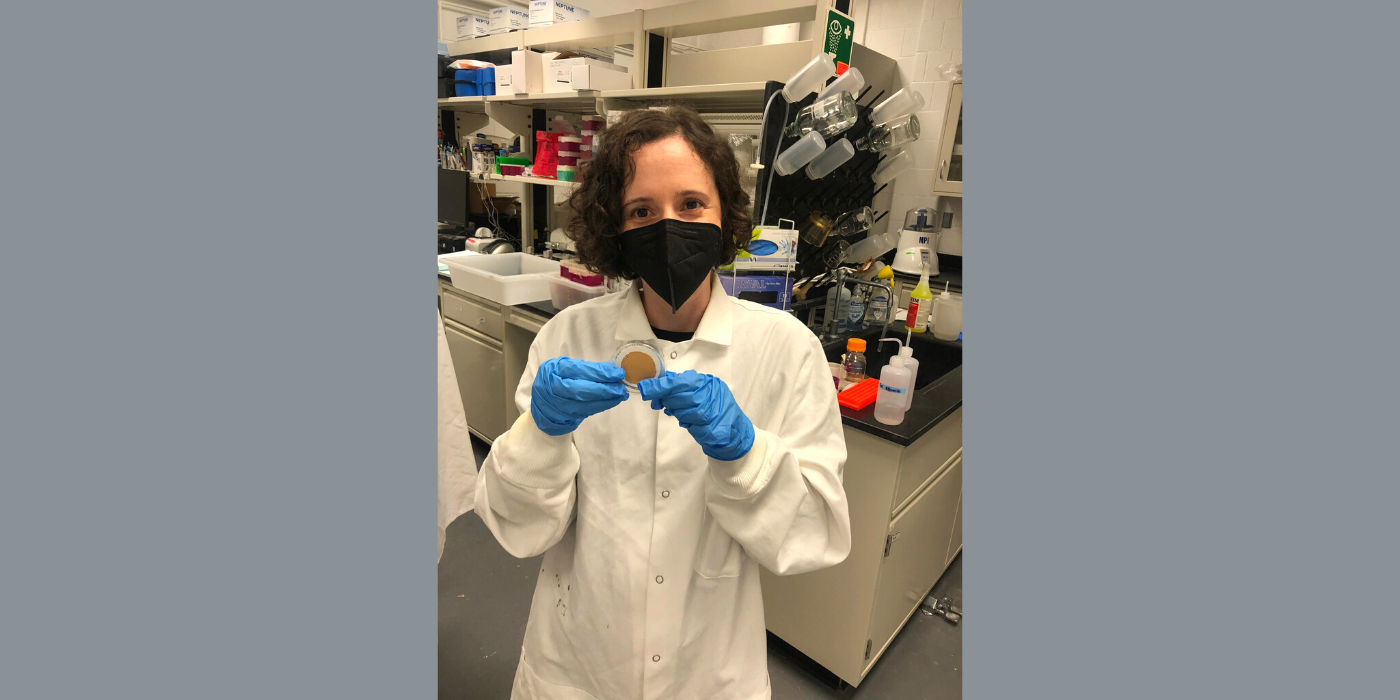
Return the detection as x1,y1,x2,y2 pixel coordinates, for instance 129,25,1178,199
475,105,850,700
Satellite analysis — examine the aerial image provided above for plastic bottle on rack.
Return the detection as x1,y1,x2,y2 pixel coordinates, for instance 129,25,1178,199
826,284,852,334
847,290,866,330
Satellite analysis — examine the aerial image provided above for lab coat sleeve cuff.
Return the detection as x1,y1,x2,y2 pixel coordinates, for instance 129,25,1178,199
494,412,578,489
708,429,775,499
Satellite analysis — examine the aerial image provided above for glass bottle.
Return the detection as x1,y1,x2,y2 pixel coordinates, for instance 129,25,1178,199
785,91,858,139
855,114,920,153
842,338,868,382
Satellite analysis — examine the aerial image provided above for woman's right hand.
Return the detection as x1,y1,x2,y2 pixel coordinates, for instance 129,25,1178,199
530,357,629,436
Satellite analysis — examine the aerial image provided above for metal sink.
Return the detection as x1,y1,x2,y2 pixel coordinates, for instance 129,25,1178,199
825,329,961,390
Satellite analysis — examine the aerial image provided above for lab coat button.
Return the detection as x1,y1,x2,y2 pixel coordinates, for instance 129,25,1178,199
656,575,664,584
670,350,678,359
652,655,661,662
661,490,669,498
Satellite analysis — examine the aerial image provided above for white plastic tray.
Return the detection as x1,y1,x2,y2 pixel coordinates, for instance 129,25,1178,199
548,273,606,310
440,252,560,306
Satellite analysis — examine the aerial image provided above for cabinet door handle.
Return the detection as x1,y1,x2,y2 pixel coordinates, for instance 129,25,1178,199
477,317,486,325
940,159,948,179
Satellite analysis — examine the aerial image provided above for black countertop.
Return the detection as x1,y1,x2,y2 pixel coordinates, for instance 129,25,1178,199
441,271,960,447
821,332,962,447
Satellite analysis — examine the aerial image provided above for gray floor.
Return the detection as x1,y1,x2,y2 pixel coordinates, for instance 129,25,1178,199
441,437,961,699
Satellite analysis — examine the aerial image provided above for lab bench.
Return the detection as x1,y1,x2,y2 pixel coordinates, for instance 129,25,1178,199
438,271,962,688
439,273,558,443
761,327,961,688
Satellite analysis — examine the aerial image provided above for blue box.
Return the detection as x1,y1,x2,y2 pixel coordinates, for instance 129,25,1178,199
454,69,481,97
719,274,792,310
480,66,496,95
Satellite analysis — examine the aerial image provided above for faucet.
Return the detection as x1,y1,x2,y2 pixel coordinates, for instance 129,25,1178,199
541,241,574,261
823,268,895,349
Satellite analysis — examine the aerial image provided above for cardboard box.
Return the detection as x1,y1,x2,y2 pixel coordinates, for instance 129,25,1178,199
456,15,490,39
468,182,496,214
718,275,793,310
729,226,798,272
504,50,545,94
486,196,520,216
529,1,589,27
489,6,528,34
569,64,632,91
545,57,627,92
495,69,513,94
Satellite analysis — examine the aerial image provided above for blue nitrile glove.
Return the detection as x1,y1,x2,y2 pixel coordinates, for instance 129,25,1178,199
638,370,755,461
530,357,629,436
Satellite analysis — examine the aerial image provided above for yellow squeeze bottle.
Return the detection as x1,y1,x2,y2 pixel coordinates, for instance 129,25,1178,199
904,263,933,333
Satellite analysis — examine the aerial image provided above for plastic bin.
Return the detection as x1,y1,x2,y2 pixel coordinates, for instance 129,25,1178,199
548,274,605,309
440,251,559,305
496,156,529,177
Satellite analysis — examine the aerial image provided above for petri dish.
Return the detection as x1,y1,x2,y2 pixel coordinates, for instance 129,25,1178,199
612,341,664,391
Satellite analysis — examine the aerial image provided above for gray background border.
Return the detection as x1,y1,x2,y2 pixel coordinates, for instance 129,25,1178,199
3,0,1398,698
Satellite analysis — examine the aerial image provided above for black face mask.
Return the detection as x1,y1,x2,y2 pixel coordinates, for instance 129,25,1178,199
619,218,724,313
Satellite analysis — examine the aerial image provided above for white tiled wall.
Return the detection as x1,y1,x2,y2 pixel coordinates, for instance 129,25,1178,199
854,0,962,244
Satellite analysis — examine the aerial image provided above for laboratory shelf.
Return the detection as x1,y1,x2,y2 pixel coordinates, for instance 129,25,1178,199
445,31,524,55
521,11,645,55
603,82,770,112
479,173,577,190
438,96,487,112
642,0,818,38
452,83,770,116
486,91,605,113
448,10,643,58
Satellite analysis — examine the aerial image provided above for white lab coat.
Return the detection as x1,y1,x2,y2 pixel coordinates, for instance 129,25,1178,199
475,275,851,700
439,312,477,563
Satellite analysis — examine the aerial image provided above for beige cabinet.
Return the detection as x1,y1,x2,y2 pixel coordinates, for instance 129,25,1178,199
932,83,963,197
443,320,507,442
760,409,963,687
502,306,548,427
868,456,961,662
439,280,509,442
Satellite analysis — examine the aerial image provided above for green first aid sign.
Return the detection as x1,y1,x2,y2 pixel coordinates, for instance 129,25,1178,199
824,9,855,75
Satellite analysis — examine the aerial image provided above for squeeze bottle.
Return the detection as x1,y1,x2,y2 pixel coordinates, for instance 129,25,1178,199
905,263,933,333
932,282,962,341
879,336,920,411
874,354,913,425
898,343,919,409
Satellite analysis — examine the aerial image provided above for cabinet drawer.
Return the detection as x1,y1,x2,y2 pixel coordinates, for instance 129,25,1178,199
443,320,507,441
867,457,962,668
441,288,504,341
892,407,961,514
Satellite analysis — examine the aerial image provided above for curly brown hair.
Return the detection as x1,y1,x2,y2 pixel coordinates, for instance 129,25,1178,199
565,104,752,280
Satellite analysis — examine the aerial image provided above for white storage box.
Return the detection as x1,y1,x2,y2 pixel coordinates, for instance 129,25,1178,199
545,57,626,92
569,64,631,91
504,50,545,94
530,1,588,27
548,274,605,310
441,252,559,305
489,6,529,34
457,15,490,39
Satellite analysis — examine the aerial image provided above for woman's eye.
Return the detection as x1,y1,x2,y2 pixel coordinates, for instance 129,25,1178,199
631,207,650,219
683,200,702,211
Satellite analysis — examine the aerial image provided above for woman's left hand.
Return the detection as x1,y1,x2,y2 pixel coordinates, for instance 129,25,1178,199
639,370,755,462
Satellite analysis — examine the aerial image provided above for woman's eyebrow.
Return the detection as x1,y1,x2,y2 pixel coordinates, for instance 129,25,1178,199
622,196,654,208
677,190,710,199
